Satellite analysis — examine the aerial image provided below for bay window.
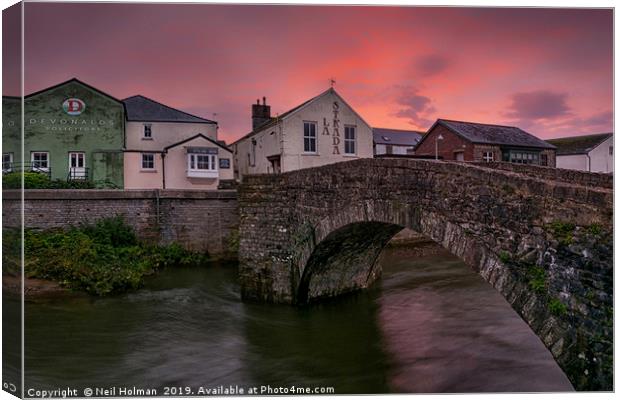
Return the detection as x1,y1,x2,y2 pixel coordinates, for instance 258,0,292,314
187,148,218,178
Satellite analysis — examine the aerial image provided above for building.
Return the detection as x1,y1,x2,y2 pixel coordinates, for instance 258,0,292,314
2,78,234,190
414,119,557,166
373,128,423,156
3,78,126,187
232,88,373,179
122,95,233,189
546,133,613,173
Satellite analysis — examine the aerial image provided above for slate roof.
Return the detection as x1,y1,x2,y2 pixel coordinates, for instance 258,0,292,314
373,128,423,146
232,89,331,145
429,119,556,150
232,88,372,146
546,133,613,155
123,95,216,124
164,133,232,153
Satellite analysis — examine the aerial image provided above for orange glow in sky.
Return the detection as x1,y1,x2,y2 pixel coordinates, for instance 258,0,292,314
5,4,613,143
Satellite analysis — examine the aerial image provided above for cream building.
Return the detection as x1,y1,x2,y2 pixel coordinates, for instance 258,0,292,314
123,95,234,189
232,88,373,179
547,133,613,173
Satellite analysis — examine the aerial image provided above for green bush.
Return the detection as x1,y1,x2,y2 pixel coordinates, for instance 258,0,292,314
3,171,50,189
2,171,95,189
4,217,209,296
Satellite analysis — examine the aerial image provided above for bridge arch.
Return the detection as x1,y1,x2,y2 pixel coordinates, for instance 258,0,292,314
294,201,495,305
238,158,612,390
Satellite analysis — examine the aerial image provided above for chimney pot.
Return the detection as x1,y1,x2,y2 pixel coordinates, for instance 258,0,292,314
251,96,271,130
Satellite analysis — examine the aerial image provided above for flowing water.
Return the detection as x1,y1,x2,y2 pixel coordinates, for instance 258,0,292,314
14,245,573,394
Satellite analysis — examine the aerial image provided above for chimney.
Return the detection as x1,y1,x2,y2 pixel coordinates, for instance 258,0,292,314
252,96,271,130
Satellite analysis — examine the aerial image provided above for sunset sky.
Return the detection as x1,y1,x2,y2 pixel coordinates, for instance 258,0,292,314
5,3,614,143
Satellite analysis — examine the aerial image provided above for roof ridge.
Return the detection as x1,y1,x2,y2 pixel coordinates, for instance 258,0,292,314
123,94,216,124
24,77,122,103
373,127,425,133
439,118,520,130
547,132,613,141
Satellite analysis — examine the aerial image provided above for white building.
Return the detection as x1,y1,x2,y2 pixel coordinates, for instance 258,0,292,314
123,95,234,189
232,88,373,179
547,133,613,173
373,127,423,156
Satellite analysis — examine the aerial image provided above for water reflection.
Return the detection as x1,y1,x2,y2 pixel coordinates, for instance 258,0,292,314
21,246,573,394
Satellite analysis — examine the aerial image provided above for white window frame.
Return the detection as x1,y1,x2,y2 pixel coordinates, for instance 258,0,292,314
187,153,218,178
303,121,317,154
3,153,13,172
69,152,85,169
141,153,155,170
482,151,494,162
344,125,357,155
31,151,50,172
143,124,153,139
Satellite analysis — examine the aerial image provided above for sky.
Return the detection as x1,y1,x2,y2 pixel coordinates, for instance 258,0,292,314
4,3,614,143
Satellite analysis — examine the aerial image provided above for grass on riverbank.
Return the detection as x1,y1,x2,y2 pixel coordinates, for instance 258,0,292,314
2,217,210,296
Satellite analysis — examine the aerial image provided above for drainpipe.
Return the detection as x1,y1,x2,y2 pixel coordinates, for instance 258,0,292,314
586,153,591,172
161,153,166,189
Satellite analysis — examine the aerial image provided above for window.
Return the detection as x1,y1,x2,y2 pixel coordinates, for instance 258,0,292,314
303,121,317,153
344,126,356,155
610,146,613,156
189,154,217,171
3,153,13,171
143,124,152,139
69,152,85,168
509,150,539,165
219,158,230,169
141,153,155,169
482,151,494,162
31,152,49,171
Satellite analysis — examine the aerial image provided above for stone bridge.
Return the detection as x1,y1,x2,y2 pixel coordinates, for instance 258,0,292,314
238,158,612,391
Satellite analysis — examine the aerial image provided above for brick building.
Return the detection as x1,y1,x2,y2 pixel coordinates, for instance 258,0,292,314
415,119,556,166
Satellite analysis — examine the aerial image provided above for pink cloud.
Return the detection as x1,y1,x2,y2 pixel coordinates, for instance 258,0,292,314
10,4,613,142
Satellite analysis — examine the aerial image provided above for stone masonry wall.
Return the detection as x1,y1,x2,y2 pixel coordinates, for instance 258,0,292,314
471,161,611,188
238,158,612,391
2,189,238,255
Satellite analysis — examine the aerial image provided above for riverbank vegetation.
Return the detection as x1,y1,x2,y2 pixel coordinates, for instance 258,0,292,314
2,217,209,295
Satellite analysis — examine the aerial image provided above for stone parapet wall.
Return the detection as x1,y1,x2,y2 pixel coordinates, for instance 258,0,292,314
470,161,612,188
2,189,239,255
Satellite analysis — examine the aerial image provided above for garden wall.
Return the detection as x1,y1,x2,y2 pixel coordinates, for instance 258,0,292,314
2,189,239,255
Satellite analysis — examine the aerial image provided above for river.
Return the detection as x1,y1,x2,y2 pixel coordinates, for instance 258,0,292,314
15,244,573,394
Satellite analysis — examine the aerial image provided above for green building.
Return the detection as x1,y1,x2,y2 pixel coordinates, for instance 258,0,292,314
2,78,125,187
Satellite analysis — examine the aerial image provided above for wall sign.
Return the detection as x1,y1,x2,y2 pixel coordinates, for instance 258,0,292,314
62,98,86,116
187,147,218,155
332,101,340,155
321,101,341,155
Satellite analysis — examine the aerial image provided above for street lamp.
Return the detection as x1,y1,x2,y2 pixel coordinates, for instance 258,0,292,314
435,134,444,160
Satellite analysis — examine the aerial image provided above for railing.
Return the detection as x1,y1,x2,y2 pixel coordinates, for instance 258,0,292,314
67,167,89,181
2,162,52,177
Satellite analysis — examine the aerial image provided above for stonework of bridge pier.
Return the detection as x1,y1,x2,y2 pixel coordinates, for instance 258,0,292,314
238,158,612,391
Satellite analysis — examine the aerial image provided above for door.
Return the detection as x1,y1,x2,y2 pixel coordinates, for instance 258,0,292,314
69,152,86,179
455,151,465,161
